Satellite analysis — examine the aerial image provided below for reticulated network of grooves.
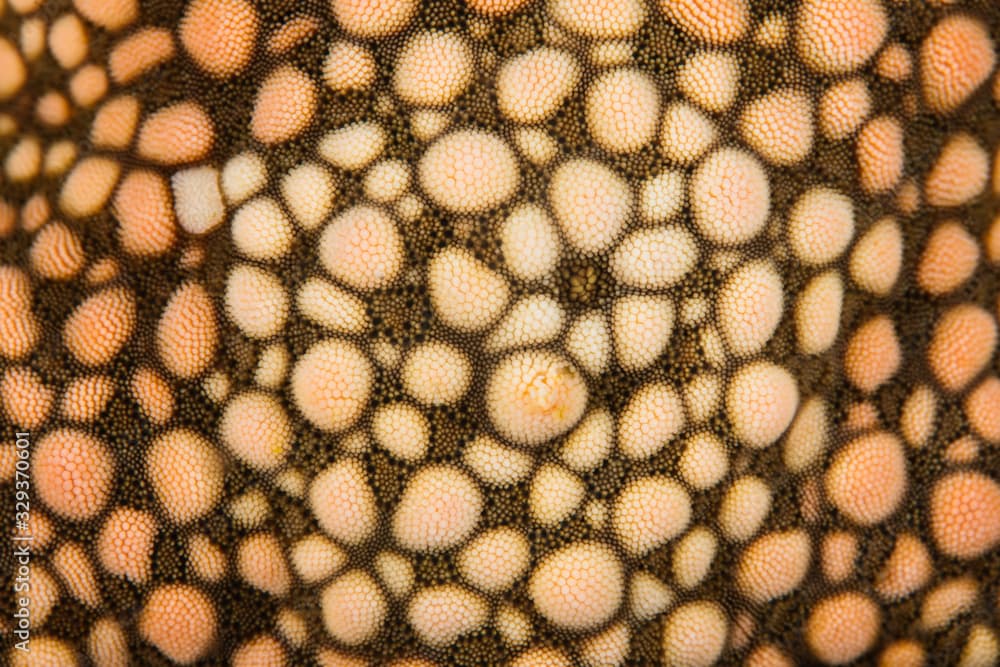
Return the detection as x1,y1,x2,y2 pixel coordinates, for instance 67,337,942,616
1,0,999,665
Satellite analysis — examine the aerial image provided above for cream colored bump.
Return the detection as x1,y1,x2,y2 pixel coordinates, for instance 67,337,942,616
566,310,612,376
250,65,317,144
737,530,812,604
726,361,799,448
717,260,783,356
497,47,580,123
1,367,53,429
581,623,630,667
920,14,996,115
43,141,77,177
719,476,772,542
514,126,559,165
393,31,473,107
782,396,829,473
639,170,686,222
222,152,267,205
618,382,685,459
586,68,661,153
629,571,674,621
276,163,335,231
220,392,292,471
613,476,691,556
486,294,565,353
820,530,858,584
795,0,887,74
274,609,307,648
419,129,519,212
108,28,176,85
589,40,635,67
672,526,717,589
63,287,136,366
68,63,108,108
29,221,85,280
363,159,409,203
0,37,26,101
87,618,128,667
154,282,216,380
611,226,699,289
171,166,224,235
457,527,530,594
236,532,291,597
408,585,489,647
739,88,815,165
295,277,369,334
857,116,904,194
611,294,674,371
925,133,989,208
320,570,387,646
549,0,646,39
11,637,77,667
52,541,102,607
372,402,430,462
683,373,720,423
392,465,483,552
876,42,912,82
291,338,372,431
920,577,978,632
850,216,903,296
319,121,387,171
844,315,901,393
528,542,624,631
917,221,980,296
959,625,1000,667
660,101,717,164
20,18,46,63
788,188,854,265
323,41,376,92
410,108,451,143
529,463,585,526
899,385,937,448
309,459,378,545
5,136,42,183
429,246,509,331
136,102,214,165
496,605,532,648
486,350,588,446
678,431,728,490
549,158,631,254
661,601,728,667
825,431,907,526
690,147,770,244
927,304,998,393
561,408,614,473
462,434,532,486
679,50,739,112
374,550,414,598
660,0,748,44
130,368,174,424
319,205,403,291
819,78,871,140
228,490,269,529
231,197,294,261
402,341,471,405
499,203,561,282
796,271,844,355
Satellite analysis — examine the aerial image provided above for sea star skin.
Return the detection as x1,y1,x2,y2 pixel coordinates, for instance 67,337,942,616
0,0,999,665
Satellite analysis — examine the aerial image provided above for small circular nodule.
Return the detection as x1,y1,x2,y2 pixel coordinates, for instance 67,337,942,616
486,350,588,447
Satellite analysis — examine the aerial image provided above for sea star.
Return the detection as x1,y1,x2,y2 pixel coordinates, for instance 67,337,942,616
1,0,999,665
